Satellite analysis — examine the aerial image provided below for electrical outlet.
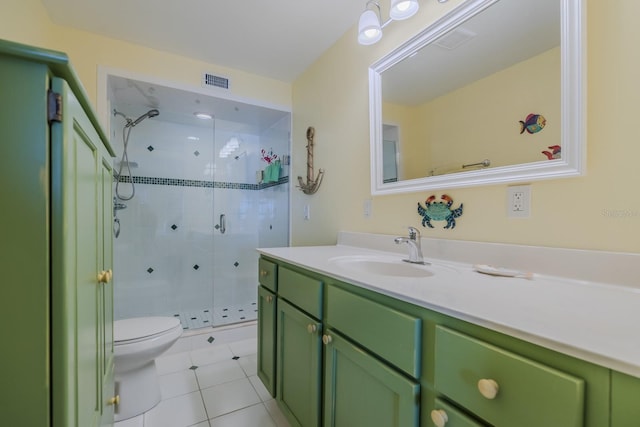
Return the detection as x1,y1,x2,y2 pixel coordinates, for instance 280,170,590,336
507,185,531,218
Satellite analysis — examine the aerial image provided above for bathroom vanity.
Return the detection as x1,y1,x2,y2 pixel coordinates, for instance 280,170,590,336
257,232,640,427
0,40,116,426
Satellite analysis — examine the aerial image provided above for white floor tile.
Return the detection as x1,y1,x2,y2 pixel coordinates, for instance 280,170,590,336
190,333,221,351
238,353,257,376
114,413,144,427
248,375,273,403
159,369,199,399
190,345,234,367
201,378,262,419
164,336,192,356
143,391,208,427
209,403,277,427
155,351,193,375
228,338,257,357
263,399,291,427
195,359,247,390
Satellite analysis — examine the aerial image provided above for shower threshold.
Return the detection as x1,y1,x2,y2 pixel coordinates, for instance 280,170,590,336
172,302,258,330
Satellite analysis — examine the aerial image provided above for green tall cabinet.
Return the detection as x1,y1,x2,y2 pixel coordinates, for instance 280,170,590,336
0,39,116,427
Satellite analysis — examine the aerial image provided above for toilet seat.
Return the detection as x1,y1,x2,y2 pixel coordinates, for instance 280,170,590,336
115,316,182,344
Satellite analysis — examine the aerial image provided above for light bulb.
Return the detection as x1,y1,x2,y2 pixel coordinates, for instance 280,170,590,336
390,0,419,20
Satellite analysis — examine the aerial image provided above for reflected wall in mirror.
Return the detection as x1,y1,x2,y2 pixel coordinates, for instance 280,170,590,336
369,0,585,195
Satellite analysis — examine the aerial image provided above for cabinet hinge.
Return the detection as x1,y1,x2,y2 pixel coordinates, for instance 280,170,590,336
48,90,62,123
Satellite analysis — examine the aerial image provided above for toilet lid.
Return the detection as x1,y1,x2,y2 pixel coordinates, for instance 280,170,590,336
114,316,181,343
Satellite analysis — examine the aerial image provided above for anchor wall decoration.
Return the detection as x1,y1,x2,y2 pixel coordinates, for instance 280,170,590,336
297,126,325,195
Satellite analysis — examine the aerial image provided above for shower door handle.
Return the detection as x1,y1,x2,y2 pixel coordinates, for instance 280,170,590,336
215,214,226,234
113,218,121,238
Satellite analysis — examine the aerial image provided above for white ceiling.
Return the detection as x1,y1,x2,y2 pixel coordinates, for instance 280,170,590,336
40,0,366,83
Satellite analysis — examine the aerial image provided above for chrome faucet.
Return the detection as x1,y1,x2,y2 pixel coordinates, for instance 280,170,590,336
394,226,427,264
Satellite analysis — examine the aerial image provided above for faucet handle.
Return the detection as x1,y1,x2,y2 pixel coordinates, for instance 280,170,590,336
408,226,420,240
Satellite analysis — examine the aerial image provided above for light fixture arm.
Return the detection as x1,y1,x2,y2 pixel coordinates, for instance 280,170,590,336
297,126,325,195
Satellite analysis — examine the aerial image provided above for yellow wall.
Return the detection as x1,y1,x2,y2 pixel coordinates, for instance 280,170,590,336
0,0,291,115
3,0,639,253
384,47,559,179
291,0,640,253
422,47,560,174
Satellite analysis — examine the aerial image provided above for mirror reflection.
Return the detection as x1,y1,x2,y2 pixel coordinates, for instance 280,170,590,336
370,0,584,194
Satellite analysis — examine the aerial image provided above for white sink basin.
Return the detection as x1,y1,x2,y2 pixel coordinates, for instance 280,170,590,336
329,255,436,278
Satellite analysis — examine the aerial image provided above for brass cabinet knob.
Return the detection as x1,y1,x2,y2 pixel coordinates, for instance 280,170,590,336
477,378,499,399
266,295,273,303
322,334,332,345
98,269,113,284
260,270,269,277
107,395,120,406
430,409,448,427
307,324,317,334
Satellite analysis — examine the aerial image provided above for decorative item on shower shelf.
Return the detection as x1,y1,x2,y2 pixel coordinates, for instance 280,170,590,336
297,126,325,195
519,113,546,134
417,194,464,229
260,149,278,164
261,149,281,184
542,145,561,160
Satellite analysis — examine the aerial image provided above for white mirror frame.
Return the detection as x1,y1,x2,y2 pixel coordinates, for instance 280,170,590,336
369,0,586,195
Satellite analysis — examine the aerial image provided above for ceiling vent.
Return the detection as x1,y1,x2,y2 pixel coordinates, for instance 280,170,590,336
202,72,230,90
434,27,477,50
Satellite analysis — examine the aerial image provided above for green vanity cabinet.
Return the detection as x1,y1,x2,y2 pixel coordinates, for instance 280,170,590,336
257,255,626,427
434,326,584,427
0,40,115,427
276,266,324,427
258,258,278,397
611,371,640,427
322,329,420,427
323,284,421,426
277,299,323,427
258,285,277,397
431,398,485,427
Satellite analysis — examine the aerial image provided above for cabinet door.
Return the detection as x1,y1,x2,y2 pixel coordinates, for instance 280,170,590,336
612,371,640,427
431,399,487,427
323,330,419,427
51,77,105,427
258,285,277,397
277,299,322,427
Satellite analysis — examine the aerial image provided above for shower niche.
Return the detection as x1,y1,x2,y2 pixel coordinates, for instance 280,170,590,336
107,75,291,330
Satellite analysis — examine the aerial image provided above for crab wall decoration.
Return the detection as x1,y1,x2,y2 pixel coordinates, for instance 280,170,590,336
417,194,464,229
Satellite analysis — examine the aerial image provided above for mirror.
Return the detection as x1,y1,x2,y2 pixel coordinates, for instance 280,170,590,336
369,0,585,195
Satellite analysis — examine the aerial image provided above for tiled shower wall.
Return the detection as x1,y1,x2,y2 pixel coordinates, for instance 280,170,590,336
111,114,290,327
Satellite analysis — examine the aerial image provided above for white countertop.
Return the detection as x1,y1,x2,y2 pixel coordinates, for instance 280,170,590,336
258,235,640,378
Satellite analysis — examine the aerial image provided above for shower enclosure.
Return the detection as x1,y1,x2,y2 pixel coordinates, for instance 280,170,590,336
107,76,290,330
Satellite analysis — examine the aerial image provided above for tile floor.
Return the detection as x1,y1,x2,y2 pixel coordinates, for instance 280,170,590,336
115,322,290,427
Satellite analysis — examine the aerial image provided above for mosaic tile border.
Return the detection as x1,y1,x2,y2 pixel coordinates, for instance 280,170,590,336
114,174,288,190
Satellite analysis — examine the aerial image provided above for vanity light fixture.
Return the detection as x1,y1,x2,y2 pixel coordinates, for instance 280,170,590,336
358,1,383,45
358,0,448,45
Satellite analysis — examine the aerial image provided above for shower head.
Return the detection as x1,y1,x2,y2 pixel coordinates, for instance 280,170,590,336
128,109,160,127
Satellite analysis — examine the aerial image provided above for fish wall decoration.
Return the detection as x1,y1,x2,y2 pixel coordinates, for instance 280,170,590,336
519,113,546,134
542,145,561,160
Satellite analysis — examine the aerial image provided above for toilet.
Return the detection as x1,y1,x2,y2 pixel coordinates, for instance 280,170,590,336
113,316,183,421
